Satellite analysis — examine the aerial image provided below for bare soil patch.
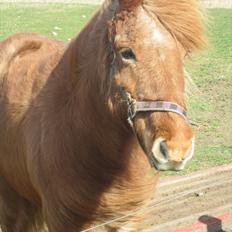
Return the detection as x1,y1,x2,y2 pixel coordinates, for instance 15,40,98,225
144,164,232,231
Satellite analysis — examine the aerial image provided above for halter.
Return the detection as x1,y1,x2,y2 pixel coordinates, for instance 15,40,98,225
109,50,189,126
122,91,189,126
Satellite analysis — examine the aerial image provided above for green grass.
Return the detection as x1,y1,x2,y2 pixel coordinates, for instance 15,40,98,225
181,9,232,175
0,4,231,174
0,3,97,41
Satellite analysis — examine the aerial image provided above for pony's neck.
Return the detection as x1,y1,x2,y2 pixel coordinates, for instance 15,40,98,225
44,4,158,224
56,1,153,181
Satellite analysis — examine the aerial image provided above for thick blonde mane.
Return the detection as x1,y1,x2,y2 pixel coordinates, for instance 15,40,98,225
142,0,207,52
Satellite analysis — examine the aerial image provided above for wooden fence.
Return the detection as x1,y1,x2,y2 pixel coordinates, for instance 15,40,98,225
201,0,232,8
0,0,232,8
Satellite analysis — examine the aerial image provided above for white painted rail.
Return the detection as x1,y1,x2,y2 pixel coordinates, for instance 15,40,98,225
0,0,232,8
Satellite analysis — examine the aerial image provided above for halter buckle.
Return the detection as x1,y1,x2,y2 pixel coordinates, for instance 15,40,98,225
121,91,137,126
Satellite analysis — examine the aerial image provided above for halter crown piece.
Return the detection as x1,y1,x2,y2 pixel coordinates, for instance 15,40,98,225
124,91,189,127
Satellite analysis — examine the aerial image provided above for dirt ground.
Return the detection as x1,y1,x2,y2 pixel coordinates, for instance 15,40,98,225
143,164,232,232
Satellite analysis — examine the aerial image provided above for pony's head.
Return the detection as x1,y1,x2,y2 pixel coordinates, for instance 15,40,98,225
107,0,206,171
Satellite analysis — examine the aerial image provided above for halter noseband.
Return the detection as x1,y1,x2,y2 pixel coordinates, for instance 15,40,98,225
123,91,189,126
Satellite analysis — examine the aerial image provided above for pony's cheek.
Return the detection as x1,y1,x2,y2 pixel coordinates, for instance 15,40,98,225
132,115,155,154
114,75,137,94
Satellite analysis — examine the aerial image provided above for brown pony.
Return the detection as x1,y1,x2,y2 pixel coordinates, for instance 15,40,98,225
0,0,206,231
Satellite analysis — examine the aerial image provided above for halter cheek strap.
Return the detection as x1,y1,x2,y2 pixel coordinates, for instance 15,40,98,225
124,92,189,126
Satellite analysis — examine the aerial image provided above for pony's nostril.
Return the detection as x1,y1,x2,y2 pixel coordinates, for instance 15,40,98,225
160,140,169,160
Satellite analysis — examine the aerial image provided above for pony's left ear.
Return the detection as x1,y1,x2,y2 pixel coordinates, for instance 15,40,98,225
118,0,142,10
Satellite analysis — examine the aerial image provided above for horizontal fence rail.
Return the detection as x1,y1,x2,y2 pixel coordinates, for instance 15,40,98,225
201,0,232,8
0,0,232,8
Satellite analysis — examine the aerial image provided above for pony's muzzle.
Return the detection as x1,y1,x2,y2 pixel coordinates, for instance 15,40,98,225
151,137,195,171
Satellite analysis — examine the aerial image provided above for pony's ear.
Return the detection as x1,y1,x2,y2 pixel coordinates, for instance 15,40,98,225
118,0,142,10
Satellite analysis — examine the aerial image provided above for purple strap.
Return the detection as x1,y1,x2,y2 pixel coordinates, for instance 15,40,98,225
122,90,189,125
135,101,188,120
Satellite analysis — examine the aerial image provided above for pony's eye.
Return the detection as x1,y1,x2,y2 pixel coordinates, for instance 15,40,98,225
120,48,136,61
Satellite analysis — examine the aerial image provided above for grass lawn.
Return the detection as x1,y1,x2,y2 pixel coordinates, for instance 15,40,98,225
0,3,98,40
183,9,232,174
0,3,231,174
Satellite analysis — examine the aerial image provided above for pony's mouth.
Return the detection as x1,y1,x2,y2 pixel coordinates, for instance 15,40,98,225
149,156,186,171
147,138,195,171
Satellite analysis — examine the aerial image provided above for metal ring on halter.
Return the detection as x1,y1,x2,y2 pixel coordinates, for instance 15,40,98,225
122,91,137,126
